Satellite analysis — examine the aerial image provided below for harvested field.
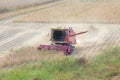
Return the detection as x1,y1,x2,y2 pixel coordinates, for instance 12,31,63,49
0,0,120,60
14,0,120,23
0,0,58,13
0,0,61,20
0,22,120,60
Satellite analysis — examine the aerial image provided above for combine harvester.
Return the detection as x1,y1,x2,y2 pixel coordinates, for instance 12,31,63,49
38,27,88,55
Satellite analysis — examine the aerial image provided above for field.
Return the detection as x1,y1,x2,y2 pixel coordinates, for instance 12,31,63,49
0,23,120,60
0,0,120,57
0,0,57,13
0,0,120,58
0,0,60,20
0,47,120,80
14,0,120,23
0,0,120,79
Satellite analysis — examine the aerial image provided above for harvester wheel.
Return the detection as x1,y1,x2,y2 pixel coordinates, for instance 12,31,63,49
63,44,75,55
71,46,75,52
65,49,71,55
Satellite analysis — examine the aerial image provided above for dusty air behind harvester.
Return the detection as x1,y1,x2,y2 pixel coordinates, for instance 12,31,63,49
38,27,88,55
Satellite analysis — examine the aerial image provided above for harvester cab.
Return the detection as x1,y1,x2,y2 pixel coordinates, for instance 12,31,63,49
51,27,76,45
38,27,88,55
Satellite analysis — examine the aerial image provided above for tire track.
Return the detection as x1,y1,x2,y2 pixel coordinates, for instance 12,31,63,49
0,29,23,42
0,31,39,53
73,25,120,59
0,0,64,22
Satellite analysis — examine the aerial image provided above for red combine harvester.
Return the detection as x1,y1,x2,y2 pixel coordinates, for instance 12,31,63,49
38,27,88,55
